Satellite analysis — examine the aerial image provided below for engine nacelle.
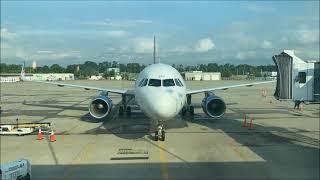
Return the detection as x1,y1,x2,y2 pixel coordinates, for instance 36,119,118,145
89,95,113,119
201,95,226,118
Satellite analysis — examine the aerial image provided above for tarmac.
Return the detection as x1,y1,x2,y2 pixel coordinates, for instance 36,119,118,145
1,80,319,180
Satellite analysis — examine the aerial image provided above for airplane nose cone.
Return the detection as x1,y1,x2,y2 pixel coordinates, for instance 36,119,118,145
147,94,178,120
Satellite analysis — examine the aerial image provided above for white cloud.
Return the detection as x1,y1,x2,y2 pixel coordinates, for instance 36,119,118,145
1,28,17,40
226,32,258,49
294,29,319,44
37,50,53,54
80,18,152,28
132,38,154,53
134,19,153,24
103,30,129,37
261,40,272,49
235,51,256,60
244,4,275,13
195,38,215,52
33,51,81,60
280,36,289,43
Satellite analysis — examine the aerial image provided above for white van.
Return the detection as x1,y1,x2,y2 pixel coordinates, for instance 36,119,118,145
0,159,31,180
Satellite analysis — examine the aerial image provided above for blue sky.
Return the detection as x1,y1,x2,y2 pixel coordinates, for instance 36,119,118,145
1,1,319,66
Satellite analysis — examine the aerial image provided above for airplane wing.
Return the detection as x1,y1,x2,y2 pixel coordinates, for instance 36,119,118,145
32,80,134,95
186,81,275,95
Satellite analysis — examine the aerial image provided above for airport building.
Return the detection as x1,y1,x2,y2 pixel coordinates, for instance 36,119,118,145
0,73,75,82
106,68,120,74
0,74,20,83
185,71,221,81
30,73,74,81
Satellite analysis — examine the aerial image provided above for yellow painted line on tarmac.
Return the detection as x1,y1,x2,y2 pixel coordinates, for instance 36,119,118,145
158,141,169,180
73,142,96,164
227,141,246,160
63,141,96,178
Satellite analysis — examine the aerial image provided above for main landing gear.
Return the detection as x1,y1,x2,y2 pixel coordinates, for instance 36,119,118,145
181,94,194,116
119,94,134,116
155,121,165,141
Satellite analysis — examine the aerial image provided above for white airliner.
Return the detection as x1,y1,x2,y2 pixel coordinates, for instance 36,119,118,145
21,37,274,141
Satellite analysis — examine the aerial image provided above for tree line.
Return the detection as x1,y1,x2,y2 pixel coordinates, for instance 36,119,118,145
0,61,276,78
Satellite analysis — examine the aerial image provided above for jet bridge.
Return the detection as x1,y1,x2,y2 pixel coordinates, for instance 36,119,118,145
273,50,320,102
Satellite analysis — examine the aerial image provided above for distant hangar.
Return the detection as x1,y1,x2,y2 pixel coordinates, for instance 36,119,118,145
0,73,74,82
185,71,221,81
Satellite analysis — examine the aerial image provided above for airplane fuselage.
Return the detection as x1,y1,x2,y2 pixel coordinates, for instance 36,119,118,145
135,63,186,120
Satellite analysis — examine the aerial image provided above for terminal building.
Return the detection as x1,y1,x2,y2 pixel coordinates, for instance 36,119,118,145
273,50,320,102
0,73,74,82
24,73,74,81
185,71,221,81
0,74,20,83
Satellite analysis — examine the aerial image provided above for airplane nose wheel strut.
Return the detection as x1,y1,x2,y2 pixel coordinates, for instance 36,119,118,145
155,121,165,141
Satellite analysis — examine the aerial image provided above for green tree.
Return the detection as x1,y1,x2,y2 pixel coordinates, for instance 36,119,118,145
50,64,65,73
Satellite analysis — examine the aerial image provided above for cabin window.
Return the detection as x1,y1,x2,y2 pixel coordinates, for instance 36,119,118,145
174,79,182,87
298,72,306,83
148,79,161,87
163,79,175,87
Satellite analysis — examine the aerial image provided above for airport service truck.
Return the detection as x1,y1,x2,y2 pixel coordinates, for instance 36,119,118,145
0,159,31,180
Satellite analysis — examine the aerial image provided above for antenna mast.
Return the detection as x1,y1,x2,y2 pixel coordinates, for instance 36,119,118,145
153,35,156,64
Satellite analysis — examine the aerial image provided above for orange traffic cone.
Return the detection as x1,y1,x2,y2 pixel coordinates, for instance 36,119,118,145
49,130,56,142
243,112,247,128
37,128,43,140
249,115,253,130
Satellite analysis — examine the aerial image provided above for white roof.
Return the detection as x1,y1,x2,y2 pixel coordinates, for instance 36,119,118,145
282,50,306,64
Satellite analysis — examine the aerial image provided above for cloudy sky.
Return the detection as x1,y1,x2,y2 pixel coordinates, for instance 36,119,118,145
1,1,319,66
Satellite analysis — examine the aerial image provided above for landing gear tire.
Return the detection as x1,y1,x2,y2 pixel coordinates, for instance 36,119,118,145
126,106,131,116
189,106,194,115
160,131,165,141
155,131,159,141
181,107,187,117
119,106,124,116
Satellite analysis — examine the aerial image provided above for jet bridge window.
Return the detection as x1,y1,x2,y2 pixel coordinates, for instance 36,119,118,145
163,79,175,87
298,72,306,83
148,79,161,87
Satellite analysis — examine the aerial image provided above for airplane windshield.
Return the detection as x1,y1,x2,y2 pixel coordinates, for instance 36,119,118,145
148,79,161,87
178,79,184,86
163,79,175,87
174,79,182,87
142,79,148,86
139,78,148,87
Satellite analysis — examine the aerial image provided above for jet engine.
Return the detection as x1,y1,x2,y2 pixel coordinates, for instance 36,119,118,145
201,94,226,118
89,95,113,119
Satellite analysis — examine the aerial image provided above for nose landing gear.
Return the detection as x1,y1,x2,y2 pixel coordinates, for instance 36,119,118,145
155,122,165,141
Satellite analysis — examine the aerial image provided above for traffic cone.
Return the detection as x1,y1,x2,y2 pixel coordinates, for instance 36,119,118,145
49,130,56,142
249,115,253,130
37,128,43,140
243,112,247,128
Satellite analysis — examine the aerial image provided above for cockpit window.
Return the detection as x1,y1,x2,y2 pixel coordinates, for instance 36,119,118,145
174,79,182,87
138,78,148,87
148,79,161,87
163,79,175,87
138,78,145,87
141,78,148,86
177,79,184,86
